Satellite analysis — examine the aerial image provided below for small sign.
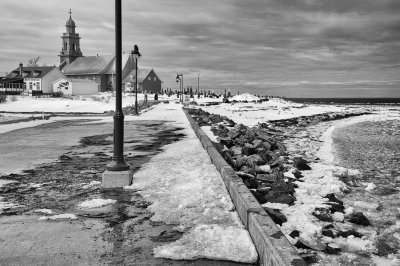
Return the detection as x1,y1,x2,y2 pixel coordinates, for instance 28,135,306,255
183,95,190,105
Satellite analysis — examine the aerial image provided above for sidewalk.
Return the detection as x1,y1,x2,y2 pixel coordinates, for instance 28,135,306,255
0,102,258,265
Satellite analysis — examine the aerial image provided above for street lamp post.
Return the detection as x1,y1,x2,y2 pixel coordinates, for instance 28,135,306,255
176,75,181,100
104,0,130,174
176,74,183,102
131,45,141,115
197,74,200,95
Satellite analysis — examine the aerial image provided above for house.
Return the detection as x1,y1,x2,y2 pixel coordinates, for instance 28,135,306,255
1,63,65,95
52,77,99,96
61,53,135,92
122,69,162,93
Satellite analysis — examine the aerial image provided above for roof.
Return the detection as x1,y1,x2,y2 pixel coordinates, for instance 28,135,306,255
5,66,57,79
52,77,98,85
62,55,115,75
62,54,130,75
122,69,163,83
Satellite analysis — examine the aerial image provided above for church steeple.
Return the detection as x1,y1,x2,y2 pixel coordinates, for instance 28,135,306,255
59,9,83,67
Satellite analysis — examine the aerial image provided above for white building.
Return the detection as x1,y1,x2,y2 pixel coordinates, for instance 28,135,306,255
52,78,99,96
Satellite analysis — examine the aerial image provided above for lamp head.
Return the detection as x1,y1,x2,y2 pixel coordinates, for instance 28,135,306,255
131,45,141,57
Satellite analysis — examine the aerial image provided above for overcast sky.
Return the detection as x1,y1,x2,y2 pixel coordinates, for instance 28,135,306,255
1,0,399,97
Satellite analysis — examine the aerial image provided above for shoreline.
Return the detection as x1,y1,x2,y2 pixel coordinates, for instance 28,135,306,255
283,111,400,265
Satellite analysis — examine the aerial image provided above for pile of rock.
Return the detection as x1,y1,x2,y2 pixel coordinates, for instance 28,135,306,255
265,111,371,127
188,108,312,220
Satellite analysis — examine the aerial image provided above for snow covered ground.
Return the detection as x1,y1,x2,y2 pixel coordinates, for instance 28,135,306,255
198,96,347,127
125,102,258,263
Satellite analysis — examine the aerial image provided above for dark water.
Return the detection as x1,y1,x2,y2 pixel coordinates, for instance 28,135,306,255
286,98,400,105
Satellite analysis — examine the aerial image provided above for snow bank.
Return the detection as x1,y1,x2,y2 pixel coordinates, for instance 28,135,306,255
154,225,258,264
78,198,117,209
229,93,260,102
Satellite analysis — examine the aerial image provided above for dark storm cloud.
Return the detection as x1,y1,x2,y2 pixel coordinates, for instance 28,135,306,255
0,0,399,96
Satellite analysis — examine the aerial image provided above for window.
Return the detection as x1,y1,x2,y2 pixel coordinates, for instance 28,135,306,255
29,83,32,90
73,43,77,51
153,77,157,81
148,77,151,81
64,42,68,51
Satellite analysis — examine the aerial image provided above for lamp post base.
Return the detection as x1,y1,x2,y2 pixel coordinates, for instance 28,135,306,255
102,169,133,188
105,160,130,171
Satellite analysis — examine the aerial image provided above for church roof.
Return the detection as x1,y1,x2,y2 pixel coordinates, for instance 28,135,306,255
62,55,115,75
122,69,163,83
66,17,75,27
5,66,57,79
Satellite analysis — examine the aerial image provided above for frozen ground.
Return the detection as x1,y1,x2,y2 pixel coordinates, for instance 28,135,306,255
125,103,258,263
199,96,347,126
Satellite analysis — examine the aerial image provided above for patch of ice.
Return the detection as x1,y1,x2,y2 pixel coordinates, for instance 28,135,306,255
38,213,78,220
154,225,258,264
365,183,377,191
262,202,289,210
78,198,117,209
334,236,374,252
372,256,400,266
33,209,54,215
0,179,17,187
81,180,101,189
201,126,218,142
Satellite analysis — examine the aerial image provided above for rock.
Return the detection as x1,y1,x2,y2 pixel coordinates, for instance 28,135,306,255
325,243,341,254
246,154,265,166
257,149,274,163
264,207,287,225
265,192,295,205
332,212,345,222
289,230,300,239
322,229,335,238
241,166,257,177
252,139,263,149
349,212,370,226
235,156,247,169
256,185,271,193
337,229,363,238
312,208,333,222
293,157,311,170
227,123,247,139
262,141,272,151
230,146,242,156
326,202,345,213
218,137,233,148
258,164,271,173
324,193,343,205
236,171,255,180
365,182,376,191
300,254,318,264
59,155,72,161
344,207,354,218
283,172,297,180
256,174,276,183
251,190,268,204
291,168,303,178
324,224,335,230
243,178,258,189
242,143,256,156
275,142,286,153
299,234,326,251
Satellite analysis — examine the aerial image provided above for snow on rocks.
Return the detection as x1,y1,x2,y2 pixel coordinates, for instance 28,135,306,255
38,213,78,220
78,198,117,209
154,224,258,264
365,182,377,191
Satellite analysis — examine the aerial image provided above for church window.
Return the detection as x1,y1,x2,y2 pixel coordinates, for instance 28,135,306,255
153,77,157,81
64,42,68,51
148,77,151,81
73,43,77,51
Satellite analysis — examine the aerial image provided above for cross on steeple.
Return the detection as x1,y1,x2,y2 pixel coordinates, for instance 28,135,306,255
69,8,72,18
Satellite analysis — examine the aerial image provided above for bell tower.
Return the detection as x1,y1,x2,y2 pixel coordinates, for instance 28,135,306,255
59,9,83,66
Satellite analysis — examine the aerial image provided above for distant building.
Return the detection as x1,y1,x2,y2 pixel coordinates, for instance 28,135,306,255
58,11,162,93
122,69,162,93
1,63,64,95
52,77,99,96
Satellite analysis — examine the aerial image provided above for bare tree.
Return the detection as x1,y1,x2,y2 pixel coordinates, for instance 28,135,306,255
27,56,41,67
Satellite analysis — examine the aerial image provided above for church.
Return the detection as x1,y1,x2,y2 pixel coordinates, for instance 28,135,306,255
59,11,162,93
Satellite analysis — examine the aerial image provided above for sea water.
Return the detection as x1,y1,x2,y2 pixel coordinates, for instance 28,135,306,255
331,118,400,258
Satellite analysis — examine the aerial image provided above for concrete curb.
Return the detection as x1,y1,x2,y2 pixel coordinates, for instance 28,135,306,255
183,108,306,266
